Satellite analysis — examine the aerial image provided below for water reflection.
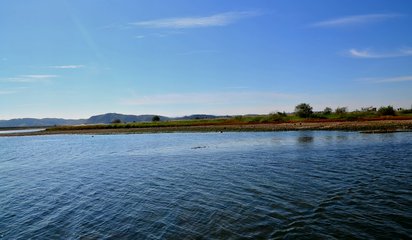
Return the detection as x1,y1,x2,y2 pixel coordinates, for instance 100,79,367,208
297,136,314,144
336,135,348,141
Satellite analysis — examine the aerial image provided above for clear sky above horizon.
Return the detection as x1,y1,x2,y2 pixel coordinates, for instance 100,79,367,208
1,0,412,119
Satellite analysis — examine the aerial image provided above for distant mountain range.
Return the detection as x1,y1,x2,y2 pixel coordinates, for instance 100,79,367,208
0,118,86,128
85,113,170,124
0,113,226,127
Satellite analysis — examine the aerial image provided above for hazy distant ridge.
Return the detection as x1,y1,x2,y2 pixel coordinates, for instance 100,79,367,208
0,118,86,128
86,113,170,124
0,113,223,127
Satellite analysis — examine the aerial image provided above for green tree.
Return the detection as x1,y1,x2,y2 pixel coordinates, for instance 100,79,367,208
152,115,160,122
335,107,347,115
295,103,313,118
378,106,396,116
323,107,332,115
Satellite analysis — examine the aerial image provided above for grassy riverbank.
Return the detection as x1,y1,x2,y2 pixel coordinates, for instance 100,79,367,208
2,116,412,137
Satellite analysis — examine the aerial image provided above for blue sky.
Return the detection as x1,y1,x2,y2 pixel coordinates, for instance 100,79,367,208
1,0,411,119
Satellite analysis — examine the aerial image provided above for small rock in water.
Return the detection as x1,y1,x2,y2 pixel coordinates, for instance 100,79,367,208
191,146,207,149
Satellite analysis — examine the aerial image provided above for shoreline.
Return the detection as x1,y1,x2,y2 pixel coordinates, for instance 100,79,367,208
1,119,412,137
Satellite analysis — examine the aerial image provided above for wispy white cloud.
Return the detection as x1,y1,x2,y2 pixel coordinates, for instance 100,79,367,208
134,35,145,39
121,91,296,106
20,75,58,79
359,75,412,83
312,13,402,27
1,74,58,83
131,31,184,40
130,11,260,29
49,65,85,69
347,48,412,58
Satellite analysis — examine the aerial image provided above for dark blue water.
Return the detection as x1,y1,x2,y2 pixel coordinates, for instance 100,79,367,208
0,131,411,239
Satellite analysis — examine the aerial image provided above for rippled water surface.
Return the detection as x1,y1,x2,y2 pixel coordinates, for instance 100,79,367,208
1,131,411,239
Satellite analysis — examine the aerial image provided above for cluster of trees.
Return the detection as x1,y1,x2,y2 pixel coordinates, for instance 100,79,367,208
108,104,408,125
111,115,161,124
294,103,407,118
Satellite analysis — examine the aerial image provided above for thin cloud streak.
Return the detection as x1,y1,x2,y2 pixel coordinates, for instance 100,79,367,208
312,13,402,27
50,65,85,69
21,75,58,79
360,75,412,83
348,48,412,58
130,11,260,29
1,75,58,83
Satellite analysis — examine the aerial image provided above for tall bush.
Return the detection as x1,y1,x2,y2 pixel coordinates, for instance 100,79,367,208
295,103,313,118
378,106,396,116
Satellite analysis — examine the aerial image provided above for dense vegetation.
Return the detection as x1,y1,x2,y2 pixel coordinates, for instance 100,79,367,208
295,103,313,118
45,103,412,132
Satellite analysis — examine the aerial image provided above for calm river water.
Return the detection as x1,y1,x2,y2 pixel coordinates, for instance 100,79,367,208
0,131,411,239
